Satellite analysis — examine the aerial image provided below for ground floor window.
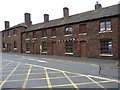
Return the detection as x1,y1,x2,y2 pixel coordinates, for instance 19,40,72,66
26,43,30,51
14,41,17,48
100,40,112,54
65,41,73,53
42,41,48,52
3,42,5,48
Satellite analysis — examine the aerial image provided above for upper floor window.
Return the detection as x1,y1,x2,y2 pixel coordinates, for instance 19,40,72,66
13,30,16,35
100,21,111,32
65,26,73,35
65,41,73,53
7,31,10,37
79,24,87,34
14,41,17,48
100,39,112,54
26,33,29,38
51,29,56,36
33,32,36,38
42,30,47,37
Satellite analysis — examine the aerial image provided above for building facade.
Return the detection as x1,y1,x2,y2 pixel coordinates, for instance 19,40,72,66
1,3,120,60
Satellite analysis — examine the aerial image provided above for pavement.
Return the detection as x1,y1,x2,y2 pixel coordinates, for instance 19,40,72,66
0,52,120,89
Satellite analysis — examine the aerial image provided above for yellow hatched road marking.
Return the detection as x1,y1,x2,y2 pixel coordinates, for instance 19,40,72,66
0,62,11,70
62,71,80,90
51,80,113,88
86,76,107,90
22,65,32,88
3,69,43,72
4,75,82,82
0,63,21,88
44,68,52,89
1,59,119,89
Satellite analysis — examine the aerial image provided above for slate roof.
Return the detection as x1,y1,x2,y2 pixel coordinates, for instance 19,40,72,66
23,4,119,32
2,4,119,32
2,23,26,31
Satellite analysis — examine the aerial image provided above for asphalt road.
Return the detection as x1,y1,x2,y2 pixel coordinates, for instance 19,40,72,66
0,53,120,89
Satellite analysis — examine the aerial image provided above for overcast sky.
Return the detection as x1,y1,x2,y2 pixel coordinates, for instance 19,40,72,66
0,0,119,31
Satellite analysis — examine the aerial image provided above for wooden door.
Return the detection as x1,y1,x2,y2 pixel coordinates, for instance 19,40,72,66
33,43,37,54
80,41,87,57
52,42,56,55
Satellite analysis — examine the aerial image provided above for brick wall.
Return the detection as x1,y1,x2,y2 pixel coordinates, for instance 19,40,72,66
21,17,119,59
2,27,26,53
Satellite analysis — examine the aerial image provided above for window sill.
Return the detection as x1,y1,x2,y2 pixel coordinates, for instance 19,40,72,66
14,48,17,50
26,51,30,53
25,38,30,41
32,38,36,40
79,33,87,35
42,52,48,54
99,31,112,33
64,34,72,37
65,53,73,55
13,34,16,36
42,37,48,39
51,36,56,38
100,54,113,57
2,48,5,50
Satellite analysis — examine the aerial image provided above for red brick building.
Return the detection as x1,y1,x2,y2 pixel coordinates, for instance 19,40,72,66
1,3,120,60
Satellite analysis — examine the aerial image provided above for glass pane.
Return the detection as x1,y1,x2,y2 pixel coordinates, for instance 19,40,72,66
100,22,105,31
106,21,111,30
69,27,73,34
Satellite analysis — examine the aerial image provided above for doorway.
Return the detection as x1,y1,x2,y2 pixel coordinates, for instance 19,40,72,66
80,41,87,57
52,42,56,55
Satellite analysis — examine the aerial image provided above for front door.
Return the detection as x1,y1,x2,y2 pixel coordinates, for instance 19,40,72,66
52,42,56,55
7,44,11,52
80,41,87,57
33,43,37,54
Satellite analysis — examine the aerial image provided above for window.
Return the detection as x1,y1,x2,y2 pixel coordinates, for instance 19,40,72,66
33,32,36,38
42,30,47,37
65,27,73,35
100,21,111,32
26,33,29,38
26,43,30,51
3,42,5,48
14,41,17,48
100,40,112,54
79,24,87,34
51,29,56,36
13,30,16,35
42,41,48,52
65,41,73,53
7,31,10,37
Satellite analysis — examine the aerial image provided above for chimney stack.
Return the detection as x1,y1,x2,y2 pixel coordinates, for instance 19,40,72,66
44,14,49,22
95,1,102,10
63,7,69,18
5,21,10,29
24,13,32,27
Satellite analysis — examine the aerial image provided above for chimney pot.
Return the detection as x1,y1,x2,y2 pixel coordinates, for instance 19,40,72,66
44,14,49,22
95,1,102,10
63,7,69,18
24,13,32,27
5,21,10,29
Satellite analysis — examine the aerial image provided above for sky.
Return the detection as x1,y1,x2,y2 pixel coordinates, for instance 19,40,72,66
0,0,120,31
